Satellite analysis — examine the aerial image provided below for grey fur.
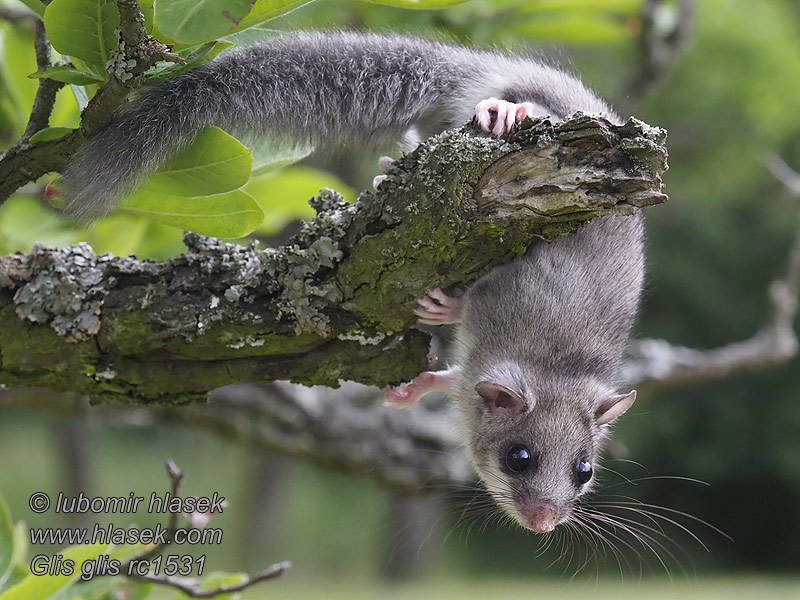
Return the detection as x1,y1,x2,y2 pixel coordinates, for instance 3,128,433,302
454,215,644,529
61,30,614,220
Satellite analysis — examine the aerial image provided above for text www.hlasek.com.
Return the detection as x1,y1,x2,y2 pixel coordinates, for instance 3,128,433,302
29,522,222,546
28,491,225,580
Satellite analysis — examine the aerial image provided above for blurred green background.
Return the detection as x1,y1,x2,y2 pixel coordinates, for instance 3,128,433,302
1,0,800,597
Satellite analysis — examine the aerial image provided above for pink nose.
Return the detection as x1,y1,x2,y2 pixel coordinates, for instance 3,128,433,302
522,500,559,533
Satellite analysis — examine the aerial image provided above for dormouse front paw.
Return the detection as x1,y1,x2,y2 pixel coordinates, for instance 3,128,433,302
475,98,536,137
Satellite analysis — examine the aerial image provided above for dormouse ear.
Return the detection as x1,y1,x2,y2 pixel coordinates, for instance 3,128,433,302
594,390,636,426
475,381,526,416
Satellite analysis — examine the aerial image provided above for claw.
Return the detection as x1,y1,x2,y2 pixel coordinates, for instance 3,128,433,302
414,288,463,325
475,98,538,138
373,174,387,189
378,155,395,172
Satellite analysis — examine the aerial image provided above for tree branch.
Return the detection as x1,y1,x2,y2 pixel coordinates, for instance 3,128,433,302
201,382,471,490
622,154,800,389
119,460,184,570
0,115,668,403
22,4,63,143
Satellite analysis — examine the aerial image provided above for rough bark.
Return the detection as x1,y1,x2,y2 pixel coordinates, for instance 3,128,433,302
0,115,668,404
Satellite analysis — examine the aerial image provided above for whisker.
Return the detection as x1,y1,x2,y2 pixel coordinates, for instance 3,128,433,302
577,508,673,579
591,498,733,542
580,507,695,574
599,475,711,490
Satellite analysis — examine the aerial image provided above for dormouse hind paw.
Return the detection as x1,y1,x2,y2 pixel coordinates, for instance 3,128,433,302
414,287,463,326
384,367,460,406
475,98,536,138
373,155,396,190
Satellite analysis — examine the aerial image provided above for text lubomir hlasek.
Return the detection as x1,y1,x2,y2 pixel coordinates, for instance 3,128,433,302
52,492,225,514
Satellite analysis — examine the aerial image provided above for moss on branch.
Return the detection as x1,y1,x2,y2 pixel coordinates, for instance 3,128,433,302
0,114,668,403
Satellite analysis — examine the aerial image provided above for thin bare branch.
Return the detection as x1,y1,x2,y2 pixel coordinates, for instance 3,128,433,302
22,8,64,142
106,458,293,597
131,561,291,598
623,155,800,388
119,460,185,570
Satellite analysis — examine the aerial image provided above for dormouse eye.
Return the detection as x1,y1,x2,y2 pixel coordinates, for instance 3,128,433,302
575,459,593,485
504,444,532,473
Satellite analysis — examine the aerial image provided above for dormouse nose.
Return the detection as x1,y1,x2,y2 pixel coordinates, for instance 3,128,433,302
520,498,560,533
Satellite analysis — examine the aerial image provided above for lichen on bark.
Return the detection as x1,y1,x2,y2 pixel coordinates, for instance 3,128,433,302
0,114,668,403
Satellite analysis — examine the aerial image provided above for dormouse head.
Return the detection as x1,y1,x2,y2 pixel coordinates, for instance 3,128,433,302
461,370,636,533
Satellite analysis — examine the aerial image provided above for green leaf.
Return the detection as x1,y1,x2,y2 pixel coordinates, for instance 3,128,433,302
358,0,469,8
0,543,112,600
138,126,253,197
44,0,120,70
0,23,38,134
514,15,631,44
0,496,15,592
520,0,642,14
248,137,314,175
154,0,310,46
236,0,313,30
121,190,265,238
217,23,278,47
154,0,255,46
18,0,46,20
81,127,264,237
28,66,105,85
28,127,76,143
139,0,155,33
143,40,233,84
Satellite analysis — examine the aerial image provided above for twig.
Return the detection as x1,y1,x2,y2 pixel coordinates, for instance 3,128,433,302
132,561,291,598
116,0,183,67
22,4,64,143
623,154,800,388
114,459,291,598
766,153,800,197
119,460,184,570
79,0,183,137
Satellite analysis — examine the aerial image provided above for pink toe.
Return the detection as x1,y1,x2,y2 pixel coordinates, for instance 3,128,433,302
378,156,395,172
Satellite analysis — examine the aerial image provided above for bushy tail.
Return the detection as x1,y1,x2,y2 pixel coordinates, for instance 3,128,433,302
59,31,480,222
61,88,209,221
